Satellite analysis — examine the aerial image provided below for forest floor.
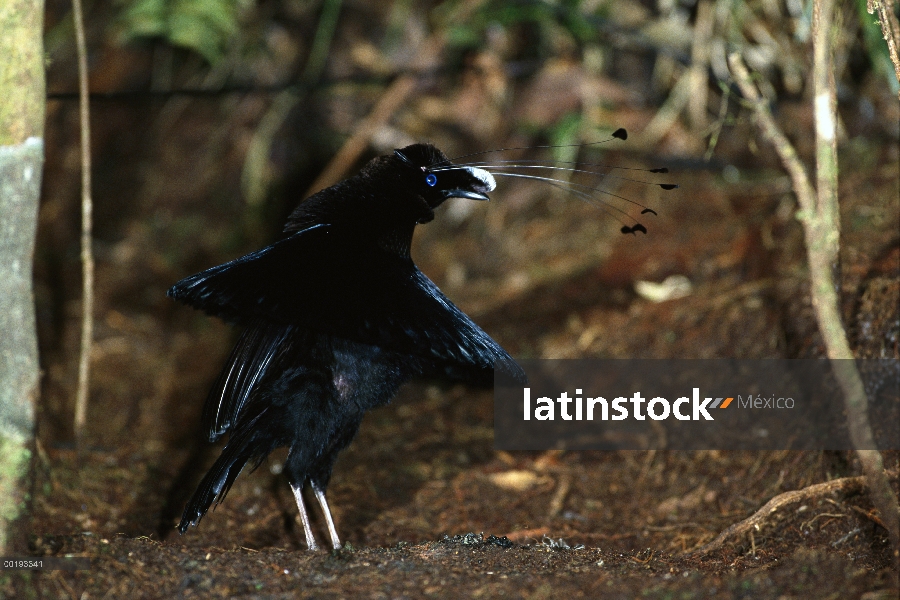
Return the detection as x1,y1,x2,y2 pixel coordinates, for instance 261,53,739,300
9,5,900,595
13,149,900,598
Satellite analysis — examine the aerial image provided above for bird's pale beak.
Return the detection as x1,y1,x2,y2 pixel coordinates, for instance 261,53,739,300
442,189,490,201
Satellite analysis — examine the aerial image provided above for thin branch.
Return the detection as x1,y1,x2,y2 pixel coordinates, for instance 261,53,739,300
726,55,816,215
867,0,900,98
72,0,93,446
812,0,898,562
304,0,487,196
688,0,714,131
633,66,694,147
241,0,343,206
729,41,900,563
813,0,840,259
304,74,419,196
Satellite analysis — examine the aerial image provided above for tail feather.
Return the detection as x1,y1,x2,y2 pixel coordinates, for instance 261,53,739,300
178,408,281,533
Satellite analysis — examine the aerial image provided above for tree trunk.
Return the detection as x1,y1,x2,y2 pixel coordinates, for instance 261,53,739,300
0,0,45,554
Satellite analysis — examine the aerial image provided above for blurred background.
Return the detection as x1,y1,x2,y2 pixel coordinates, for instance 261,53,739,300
31,0,897,570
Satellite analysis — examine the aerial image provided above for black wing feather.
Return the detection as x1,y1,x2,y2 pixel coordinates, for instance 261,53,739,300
168,224,524,381
203,322,294,441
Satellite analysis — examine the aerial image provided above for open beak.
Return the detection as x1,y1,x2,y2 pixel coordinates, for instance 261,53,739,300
442,189,490,201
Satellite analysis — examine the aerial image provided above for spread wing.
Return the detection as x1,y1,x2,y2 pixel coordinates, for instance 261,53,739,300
168,224,524,381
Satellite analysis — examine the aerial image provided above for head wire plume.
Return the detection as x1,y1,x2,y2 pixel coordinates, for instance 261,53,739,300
429,128,678,235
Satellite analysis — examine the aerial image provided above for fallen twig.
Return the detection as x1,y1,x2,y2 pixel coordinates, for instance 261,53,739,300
850,504,890,531
831,527,862,547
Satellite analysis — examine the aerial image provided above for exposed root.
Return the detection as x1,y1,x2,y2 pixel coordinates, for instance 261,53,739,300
687,470,899,556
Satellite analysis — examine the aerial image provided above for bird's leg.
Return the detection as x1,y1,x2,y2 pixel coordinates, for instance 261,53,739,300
290,482,319,551
312,482,342,550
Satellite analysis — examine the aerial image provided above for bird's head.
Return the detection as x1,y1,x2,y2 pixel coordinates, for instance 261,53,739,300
289,143,496,237
391,143,496,210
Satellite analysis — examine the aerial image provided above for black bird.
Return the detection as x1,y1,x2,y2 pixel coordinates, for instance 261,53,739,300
169,143,525,549
169,133,674,549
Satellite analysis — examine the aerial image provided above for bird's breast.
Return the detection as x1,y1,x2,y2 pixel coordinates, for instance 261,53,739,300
329,339,415,411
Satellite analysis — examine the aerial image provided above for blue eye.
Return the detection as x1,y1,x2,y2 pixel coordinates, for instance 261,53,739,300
425,173,437,187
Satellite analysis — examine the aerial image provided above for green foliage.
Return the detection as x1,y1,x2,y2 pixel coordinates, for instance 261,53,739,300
116,0,245,63
548,111,582,163
0,435,31,551
439,0,601,55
